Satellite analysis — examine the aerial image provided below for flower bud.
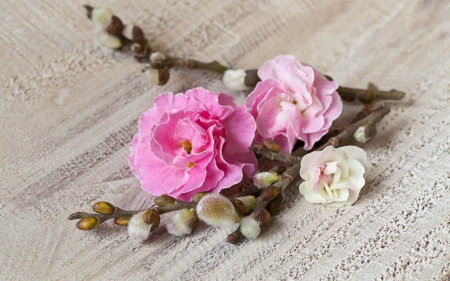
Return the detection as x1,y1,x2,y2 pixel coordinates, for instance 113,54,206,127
222,69,247,91
353,123,377,144
253,172,280,188
114,216,130,226
99,33,122,49
251,208,271,227
106,15,124,37
91,6,113,27
77,217,100,231
235,195,257,213
122,25,144,42
196,194,241,228
144,68,170,86
244,69,260,88
226,230,242,244
131,43,147,57
154,195,176,207
128,211,152,241
92,201,115,215
261,185,281,201
192,192,206,203
166,208,198,236
240,216,261,239
262,140,281,153
142,209,160,232
150,52,167,64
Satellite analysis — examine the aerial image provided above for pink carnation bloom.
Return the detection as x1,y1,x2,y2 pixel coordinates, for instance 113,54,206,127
245,55,342,153
129,88,257,201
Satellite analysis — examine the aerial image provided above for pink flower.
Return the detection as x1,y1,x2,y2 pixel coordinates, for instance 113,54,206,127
129,87,257,201
245,55,342,153
299,146,370,207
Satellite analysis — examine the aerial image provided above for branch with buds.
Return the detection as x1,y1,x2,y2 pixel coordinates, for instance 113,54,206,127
71,5,406,245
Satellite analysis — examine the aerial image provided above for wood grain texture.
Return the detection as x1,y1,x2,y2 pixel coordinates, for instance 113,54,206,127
1,0,450,280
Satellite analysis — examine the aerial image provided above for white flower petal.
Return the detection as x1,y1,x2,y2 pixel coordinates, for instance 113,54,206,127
339,146,370,173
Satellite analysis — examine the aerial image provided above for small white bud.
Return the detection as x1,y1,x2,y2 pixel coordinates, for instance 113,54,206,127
122,24,134,41
166,209,197,236
253,172,280,188
92,6,113,27
353,124,376,144
150,52,167,63
128,211,152,241
222,69,247,91
196,194,241,228
99,33,122,49
240,216,261,239
144,68,160,85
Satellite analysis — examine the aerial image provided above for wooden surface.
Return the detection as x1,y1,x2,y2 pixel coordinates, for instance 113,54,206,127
1,0,450,280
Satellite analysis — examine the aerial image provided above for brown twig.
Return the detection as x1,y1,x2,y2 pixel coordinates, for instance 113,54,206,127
250,145,301,165
338,83,405,103
68,201,197,222
320,103,390,149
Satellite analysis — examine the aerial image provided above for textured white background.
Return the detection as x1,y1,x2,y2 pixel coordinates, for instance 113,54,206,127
1,0,450,280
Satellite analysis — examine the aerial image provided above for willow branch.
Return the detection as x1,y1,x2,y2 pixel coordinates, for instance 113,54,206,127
250,145,301,165
68,201,197,222
320,103,390,148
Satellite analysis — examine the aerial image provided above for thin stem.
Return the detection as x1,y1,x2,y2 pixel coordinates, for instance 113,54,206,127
250,145,301,165
319,103,390,149
168,57,228,74
338,83,405,103
68,201,197,222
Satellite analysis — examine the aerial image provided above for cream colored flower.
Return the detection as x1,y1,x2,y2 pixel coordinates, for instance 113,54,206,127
299,146,369,207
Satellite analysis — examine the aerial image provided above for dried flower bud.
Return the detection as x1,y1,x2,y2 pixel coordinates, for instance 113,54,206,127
222,69,247,91
251,208,271,227
244,69,260,87
99,33,122,49
154,195,176,207
144,68,170,85
114,216,131,226
267,193,283,216
106,15,124,37
192,192,206,203
92,6,113,27
226,230,242,244
262,140,281,153
77,217,100,231
83,5,94,20
235,195,257,213
353,123,377,144
131,43,147,57
166,208,198,236
253,172,280,188
122,25,144,42
260,185,281,201
128,211,152,241
196,194,241,228
240,216,261,239
142,209,160,232
92,201,115,215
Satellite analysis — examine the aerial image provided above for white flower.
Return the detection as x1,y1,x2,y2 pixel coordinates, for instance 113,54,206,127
299,146,370,207
128,211,152,241
222,69,247,91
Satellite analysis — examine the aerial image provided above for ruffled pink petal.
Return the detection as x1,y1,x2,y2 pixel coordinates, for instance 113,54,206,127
186,87,234,120
134,134,189,195
221,105,256,156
